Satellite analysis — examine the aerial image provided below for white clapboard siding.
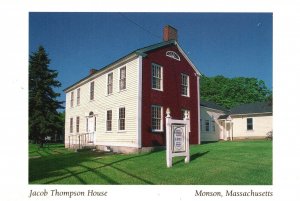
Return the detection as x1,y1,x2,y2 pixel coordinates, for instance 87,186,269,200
65,56,139,147
200,106,225,142
231,114,273,138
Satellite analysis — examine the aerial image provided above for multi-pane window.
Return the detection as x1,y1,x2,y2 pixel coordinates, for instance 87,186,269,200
247,118,253,130
106,110,112,131
76,116,80,133
205,120,210,132
181,74,189,96
181,109,190,119
70,118,73,133
212,120,215,132
151,105,163,131
90,81,94,100
77,88,80,105
152,63,163,90
107,73,113,94
119,67,126,90
200,119,203,131
119,107,125,131
70,91,74,107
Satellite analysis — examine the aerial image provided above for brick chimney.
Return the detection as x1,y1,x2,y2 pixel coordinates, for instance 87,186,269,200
89,68,97,75
163,25,178,42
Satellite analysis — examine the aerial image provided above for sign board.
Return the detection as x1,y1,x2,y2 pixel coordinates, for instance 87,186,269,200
172,124,186,152
165,108,190,168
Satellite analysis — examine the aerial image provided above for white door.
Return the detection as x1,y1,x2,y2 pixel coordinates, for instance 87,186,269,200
88,117,95,133
87,116,95,143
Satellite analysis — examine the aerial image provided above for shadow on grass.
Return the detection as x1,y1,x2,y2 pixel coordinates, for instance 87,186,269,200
172,151,209,166
30,149,163,184
29,144,67,157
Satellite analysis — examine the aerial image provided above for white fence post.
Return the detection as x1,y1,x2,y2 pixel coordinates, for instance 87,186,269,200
184,110,190,163
166,108,172,168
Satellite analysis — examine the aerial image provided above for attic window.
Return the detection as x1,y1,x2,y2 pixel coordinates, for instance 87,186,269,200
166,51,180,61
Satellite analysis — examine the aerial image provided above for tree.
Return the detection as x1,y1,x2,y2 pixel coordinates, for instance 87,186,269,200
29,46,64,143
200,75,272,109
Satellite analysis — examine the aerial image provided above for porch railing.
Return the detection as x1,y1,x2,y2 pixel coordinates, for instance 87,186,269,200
68,132,94,149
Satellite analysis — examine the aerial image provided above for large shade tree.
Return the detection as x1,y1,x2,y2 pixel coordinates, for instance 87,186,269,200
200,75,272,109
29,46,64,143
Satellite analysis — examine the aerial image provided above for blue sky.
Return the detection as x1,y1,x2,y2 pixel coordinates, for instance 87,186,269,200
29,12,272,107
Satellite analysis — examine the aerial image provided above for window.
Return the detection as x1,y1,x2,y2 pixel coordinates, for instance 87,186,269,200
119,67,126,90
70,118,73,133
212,120,215,132
181,74,189,96
119,107,125,131
152,63,163,90
77,88,80,105
90,81,94,100
166,51,181,61
76,116,80,133
200,119,203,131
181,109,190,119
247,118,253,130
70,91,74,107
106,110,112,131
107,73,113,94
151,105,163,131
205,120,210,132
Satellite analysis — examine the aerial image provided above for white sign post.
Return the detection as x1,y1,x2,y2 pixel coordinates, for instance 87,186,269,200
165,108,190,168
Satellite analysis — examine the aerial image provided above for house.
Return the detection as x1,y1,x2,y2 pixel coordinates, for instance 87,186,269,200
64,25,201,153
200,101,273,141
200,99,228,141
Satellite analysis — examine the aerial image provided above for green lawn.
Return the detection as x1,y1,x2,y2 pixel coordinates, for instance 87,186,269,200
29,140,272,185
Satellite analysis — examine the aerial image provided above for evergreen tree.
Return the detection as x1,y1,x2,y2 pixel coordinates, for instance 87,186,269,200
29,46,64,143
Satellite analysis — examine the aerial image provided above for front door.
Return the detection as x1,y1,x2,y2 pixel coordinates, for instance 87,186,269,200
87,114,96,143
88,116,95,133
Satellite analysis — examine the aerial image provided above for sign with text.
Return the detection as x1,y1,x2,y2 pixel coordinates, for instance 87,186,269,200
172,124,186,152
165,108,190,168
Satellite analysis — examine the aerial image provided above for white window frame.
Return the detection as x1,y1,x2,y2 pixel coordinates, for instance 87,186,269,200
106,110,112,132
151,63,163,91
205,120,210,132
70,91,74,107
70,117,73,133
76,116,80,133
212,120,215,132
247,118,253,131
181,73,189,97
76,88,80,106
107,72,113,95
151,105,163,132
181,109,190,119
200,119,203,131
166,51,181,61
90,81,94,101
118,107,126,131
119,66,126,91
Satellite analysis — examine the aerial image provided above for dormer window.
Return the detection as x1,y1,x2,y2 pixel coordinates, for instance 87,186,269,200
166,51,180,61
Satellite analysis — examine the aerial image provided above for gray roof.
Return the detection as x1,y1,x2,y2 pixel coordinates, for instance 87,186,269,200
200,99,227,112
230,102,272,115
218,114,230,120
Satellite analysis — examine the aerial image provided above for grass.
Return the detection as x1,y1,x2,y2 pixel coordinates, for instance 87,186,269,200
29,140,272,185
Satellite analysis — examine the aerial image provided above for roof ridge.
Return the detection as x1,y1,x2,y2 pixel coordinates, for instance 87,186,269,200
64,40,177,92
